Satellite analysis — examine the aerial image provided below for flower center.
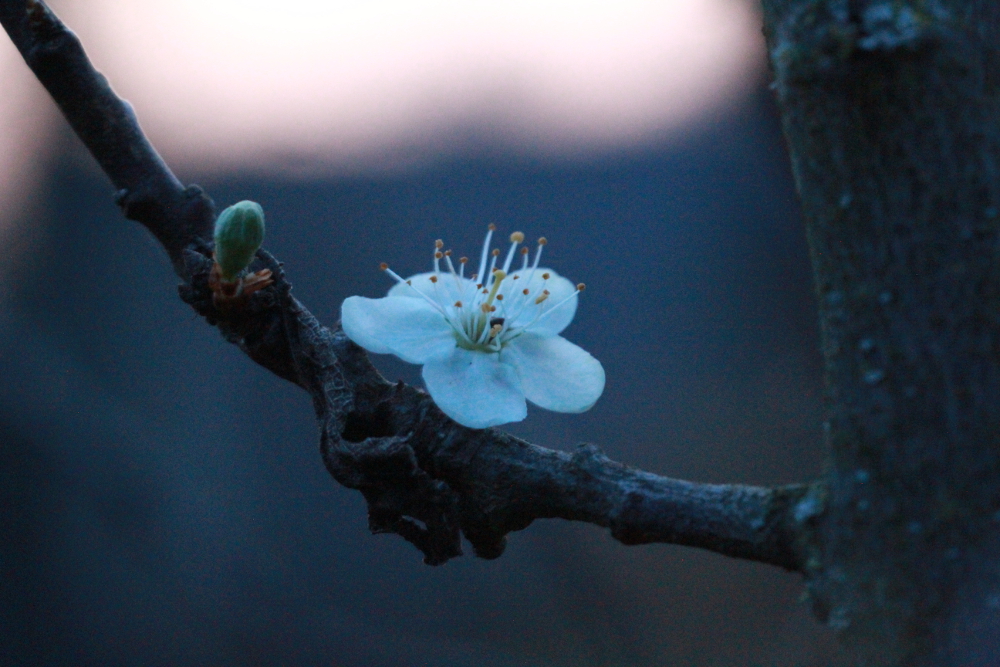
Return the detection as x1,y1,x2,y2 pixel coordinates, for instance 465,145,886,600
379,225,584,353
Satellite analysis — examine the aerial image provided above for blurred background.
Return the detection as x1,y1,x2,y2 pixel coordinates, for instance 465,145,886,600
0,0,848,664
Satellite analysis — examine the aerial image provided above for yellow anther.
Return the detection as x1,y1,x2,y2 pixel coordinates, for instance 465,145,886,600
534,294,549,304
510,231,525,243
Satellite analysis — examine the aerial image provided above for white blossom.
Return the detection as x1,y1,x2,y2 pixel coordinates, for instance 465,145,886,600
341,226,605,429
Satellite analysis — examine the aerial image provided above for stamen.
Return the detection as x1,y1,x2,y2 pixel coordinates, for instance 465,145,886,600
435,239,444,249
520,284,584,334
379,262,388,270
459,256,468,278
502,231,524,274
476,226,495,286
520,246,530,270
381,266,449,318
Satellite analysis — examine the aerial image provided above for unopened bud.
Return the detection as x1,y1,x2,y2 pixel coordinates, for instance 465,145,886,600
214,200,265,281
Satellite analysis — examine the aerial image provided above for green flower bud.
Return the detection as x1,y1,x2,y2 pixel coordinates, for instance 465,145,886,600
214,200,265,281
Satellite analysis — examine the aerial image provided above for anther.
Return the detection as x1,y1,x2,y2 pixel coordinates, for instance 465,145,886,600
520,247,529,255
577,283,586,291
379,262,388,270
444,250,452,256
492,249,500,257
488,223,497,231
454,301,463,307
537,237,548,245
459,257,469,264
429,275,438,283
523,288,529,295
496,294,504,301
435,239,444,249
542,272,550,280
535,294,549,304
435,251,443,259
510,231,525,243
490,306,496,312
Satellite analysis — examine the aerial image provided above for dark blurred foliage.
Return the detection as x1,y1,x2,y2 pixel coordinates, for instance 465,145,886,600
0,84,848,666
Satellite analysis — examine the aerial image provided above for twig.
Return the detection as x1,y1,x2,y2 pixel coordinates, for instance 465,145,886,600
0,0,816,570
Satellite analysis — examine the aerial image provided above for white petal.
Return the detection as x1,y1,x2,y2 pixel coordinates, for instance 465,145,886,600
387,271,474,304
503,333,604,413
341,296,457,364
506,268,578,336
422,348,527,428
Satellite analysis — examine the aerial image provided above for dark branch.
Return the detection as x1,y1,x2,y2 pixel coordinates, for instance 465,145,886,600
1,0,816,571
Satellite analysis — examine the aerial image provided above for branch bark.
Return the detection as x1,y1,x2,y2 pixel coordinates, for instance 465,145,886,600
0,0,814,572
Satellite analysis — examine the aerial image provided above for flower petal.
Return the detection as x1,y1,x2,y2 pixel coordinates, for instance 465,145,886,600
503,333,604,413
505,268,578,336
387,271,474,304
341,296,457,364
422,348,527,428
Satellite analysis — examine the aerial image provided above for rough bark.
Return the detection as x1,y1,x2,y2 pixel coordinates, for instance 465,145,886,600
762,1,1000,664
0,0,813,574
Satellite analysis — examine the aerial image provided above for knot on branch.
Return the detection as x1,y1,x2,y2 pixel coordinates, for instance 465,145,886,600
179,242,300,384
321,416,463,566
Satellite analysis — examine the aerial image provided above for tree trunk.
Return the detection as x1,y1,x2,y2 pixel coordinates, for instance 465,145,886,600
762,1,1000,663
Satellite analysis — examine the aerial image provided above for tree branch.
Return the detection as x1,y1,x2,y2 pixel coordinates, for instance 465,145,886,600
1,0,816,571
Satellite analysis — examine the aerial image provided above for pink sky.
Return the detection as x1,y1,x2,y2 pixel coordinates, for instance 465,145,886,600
0,0,763,231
